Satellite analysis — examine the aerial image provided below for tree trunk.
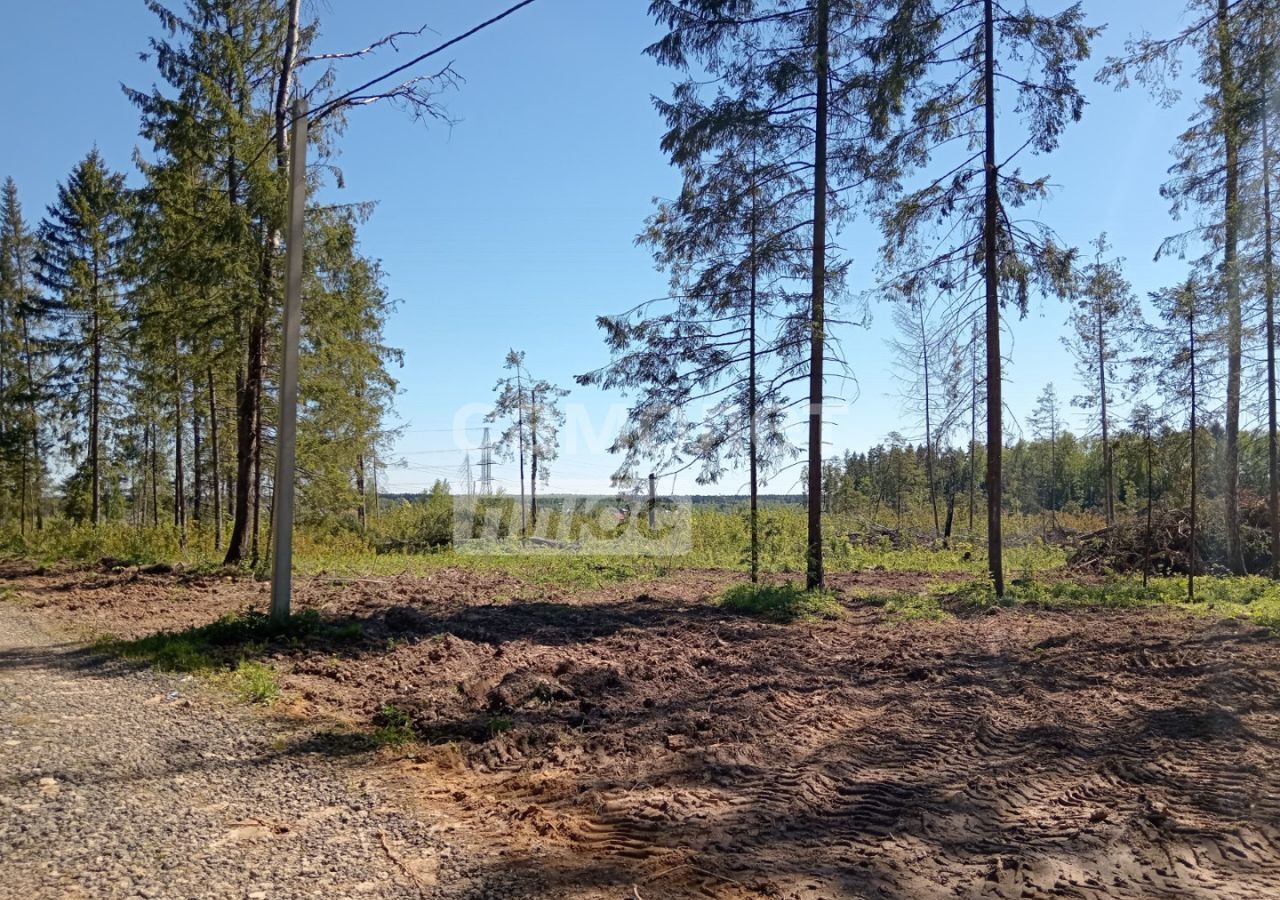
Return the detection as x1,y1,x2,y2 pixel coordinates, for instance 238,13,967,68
749,169,761,584
173,351,186,546
150,422,159,528
530,385,539,530
224,315,263,565
1098,304,1114,526
18,289,38,532
251,369,263,565
1144,426,1153,588
1189,309,1198,603
356,453,367,533
806,0,829,592
1218,0,1245,575
969,337,977,536
921,302,940,537
208,367,222,550
192,382,202,526
90,300,101,527
1263,81,1278,579
517,371,526,536
983,0,1004,596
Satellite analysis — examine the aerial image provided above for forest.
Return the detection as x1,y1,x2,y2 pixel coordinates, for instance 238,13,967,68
3,1,1280,899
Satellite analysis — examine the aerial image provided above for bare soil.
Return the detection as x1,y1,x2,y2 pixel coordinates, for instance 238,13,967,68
5,561,1280,899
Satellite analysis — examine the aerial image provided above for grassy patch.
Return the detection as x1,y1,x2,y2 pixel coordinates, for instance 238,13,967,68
921,575,1280,632
225,660,279,704
95,608,366,706
371,703,417,747
486,715,515,738
717,583,844,623
1007,576,1280,630
862,591,949,622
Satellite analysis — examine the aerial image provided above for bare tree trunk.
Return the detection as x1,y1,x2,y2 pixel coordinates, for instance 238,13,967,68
90,300,101,527
920,302,940,537
983,0,1004,596
1144,424,1153,588
225,321,262,564
517,370,526,536
251,371,263,565
530,385,539,530
150,423,159,529
806,0,829,592
1263,81,1278,579
1098,304,1114,526
208,367,222,551
356,453,367,534
140,424,149,528
192,383,202,526
1189,310,1198,603
748,170,761,584
969,336,977,536
1219,0,1245,575
173,350,186,546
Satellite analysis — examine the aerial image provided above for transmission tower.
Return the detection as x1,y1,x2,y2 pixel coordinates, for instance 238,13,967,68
479,427,494,495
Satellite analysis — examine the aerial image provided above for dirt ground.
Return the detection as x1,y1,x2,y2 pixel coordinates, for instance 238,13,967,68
5,560,1280,899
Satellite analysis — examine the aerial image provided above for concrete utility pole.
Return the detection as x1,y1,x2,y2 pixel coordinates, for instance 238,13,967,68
270,97,307,624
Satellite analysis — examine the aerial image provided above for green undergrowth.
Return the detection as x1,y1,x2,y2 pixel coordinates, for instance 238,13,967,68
864,575,1280,632
94,608,365,704
717,583,844,623
1,509,1075,592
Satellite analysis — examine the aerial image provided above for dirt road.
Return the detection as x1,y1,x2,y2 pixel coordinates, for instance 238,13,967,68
0,602,532,900
6,565,1280,898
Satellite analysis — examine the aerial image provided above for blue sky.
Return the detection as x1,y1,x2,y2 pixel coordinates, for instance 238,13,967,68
0,1,1207,495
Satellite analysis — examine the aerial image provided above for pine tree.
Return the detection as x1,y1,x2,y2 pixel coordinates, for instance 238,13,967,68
579,56,813,582
1147,277,1217,600
1064,236,1140,527
489,351,567,534
866,0,1098,595
645,0,878,590
889,297,962,539
1101,0,1279,575
1029,383,1063,531
36,151,133,526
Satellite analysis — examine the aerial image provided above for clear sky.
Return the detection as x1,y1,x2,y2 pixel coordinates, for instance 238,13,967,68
0,1,1209,496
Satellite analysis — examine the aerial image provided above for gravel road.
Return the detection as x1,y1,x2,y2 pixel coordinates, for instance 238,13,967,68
0,602,531,900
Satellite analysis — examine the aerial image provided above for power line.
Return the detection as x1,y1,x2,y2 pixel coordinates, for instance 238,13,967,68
311,0,541,124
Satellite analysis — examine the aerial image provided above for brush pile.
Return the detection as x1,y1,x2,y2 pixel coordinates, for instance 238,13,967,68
1068,509,1195,575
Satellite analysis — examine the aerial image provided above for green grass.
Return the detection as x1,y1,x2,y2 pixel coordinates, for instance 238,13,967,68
225,660,279,704
371,703,417,747
1005,576,1280,630
486,715,515,738
717,583,844,623
1,507,1077,591
94,608,365,708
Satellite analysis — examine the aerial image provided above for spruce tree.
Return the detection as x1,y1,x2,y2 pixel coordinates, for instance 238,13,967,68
0,178,44,531
36,151,133,526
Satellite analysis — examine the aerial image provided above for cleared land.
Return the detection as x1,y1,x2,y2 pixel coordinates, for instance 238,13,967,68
4,561,1280,899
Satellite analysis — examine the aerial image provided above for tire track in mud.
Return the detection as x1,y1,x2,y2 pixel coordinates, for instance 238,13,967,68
370,606,1280,899
9,565,1280,899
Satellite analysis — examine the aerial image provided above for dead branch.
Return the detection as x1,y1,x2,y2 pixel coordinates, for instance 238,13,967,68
301,24,434,65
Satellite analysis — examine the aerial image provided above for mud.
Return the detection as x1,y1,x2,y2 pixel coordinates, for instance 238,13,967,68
5,562,1280,898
